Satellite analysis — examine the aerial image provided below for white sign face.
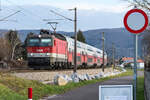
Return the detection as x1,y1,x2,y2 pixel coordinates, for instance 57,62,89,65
105,96,127,100
99,85,133,100
127,12,145,31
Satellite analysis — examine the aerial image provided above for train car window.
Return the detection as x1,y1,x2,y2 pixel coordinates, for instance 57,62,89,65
88,58,93,62
77,46,81,48
85,52,87,55
72,42,74,46
88,49,93,52
77,56,81,62
82,51,84,55
77,43,81,48
93,54,97,57
98,59,100,63
69,48,71,53
96,51,101,54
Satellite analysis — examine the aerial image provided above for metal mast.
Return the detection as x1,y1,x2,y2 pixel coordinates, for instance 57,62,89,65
102,32,105,72
49,8,78,73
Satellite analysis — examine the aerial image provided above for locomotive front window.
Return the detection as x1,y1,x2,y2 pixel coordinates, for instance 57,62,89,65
28,38,40,46
40,38,52,46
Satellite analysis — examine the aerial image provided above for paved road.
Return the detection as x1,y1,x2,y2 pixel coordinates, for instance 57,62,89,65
45,71,143,100
46,76,133,100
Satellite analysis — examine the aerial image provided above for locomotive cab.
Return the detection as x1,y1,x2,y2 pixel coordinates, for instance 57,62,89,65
27,34,54,69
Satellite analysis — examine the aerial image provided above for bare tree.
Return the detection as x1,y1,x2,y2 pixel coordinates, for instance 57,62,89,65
0,38,12,61
129,0,150,11
4,30,21,60
142,30,150,70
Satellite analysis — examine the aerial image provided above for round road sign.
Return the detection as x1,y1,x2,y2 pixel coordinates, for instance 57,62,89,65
124,9,149,34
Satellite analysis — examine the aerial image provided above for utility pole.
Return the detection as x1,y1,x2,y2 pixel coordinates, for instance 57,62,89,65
112,43,115,70
102,32,105,72
49,8,77,73
74,8,77,73
69,8,77,73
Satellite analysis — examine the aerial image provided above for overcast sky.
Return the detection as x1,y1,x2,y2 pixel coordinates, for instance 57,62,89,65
0,0,130,31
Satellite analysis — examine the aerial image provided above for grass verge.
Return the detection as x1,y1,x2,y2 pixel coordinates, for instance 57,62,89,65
0,69,134,100
137,76,144,100
137,69,144,71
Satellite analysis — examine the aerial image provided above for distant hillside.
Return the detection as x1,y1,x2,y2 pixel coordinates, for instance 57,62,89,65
0,28,145,58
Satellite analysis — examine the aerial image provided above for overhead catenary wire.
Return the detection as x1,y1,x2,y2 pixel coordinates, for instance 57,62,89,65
5,0,45,23
43,19,65,21
1,0,74,30
49,9,74,31
50,10,74,21
8,0,74,31
0,0,50,30
0,19,17,22
0,10,20,21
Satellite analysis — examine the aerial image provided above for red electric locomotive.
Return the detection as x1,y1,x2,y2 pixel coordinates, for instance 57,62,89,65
26,33,107,69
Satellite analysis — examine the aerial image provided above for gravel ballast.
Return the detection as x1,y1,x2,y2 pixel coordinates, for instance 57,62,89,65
12,68,118,83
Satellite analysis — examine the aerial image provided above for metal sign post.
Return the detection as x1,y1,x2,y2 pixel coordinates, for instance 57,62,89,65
134,34,138,100
124,8,148,100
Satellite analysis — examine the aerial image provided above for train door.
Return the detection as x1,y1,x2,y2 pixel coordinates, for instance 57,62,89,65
93,54,97,67
72,49,74,65
82,51,86,63
94,56,96,63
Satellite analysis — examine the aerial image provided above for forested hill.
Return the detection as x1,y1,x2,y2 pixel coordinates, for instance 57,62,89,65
0,28,145,57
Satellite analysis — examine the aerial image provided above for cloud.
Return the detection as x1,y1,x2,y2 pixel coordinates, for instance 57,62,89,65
0,1,129,31
2,0,130,13
75,3,129,13
28,2,130,13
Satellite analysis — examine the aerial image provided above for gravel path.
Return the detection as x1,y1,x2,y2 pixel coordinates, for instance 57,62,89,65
12,68,116,82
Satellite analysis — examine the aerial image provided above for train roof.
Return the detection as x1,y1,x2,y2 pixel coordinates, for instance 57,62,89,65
27,33,66,41
52,33,66,41
27,33,52,38
64,35,103,52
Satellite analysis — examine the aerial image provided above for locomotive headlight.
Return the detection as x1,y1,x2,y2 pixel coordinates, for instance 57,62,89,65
46,53,50,56
30,53,33,56
38,35,41,38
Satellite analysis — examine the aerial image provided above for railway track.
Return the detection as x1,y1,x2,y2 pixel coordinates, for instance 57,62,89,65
0,65,105,73
12,66,103,73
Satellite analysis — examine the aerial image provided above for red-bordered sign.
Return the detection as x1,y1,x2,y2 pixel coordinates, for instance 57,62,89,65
124,9,149,34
